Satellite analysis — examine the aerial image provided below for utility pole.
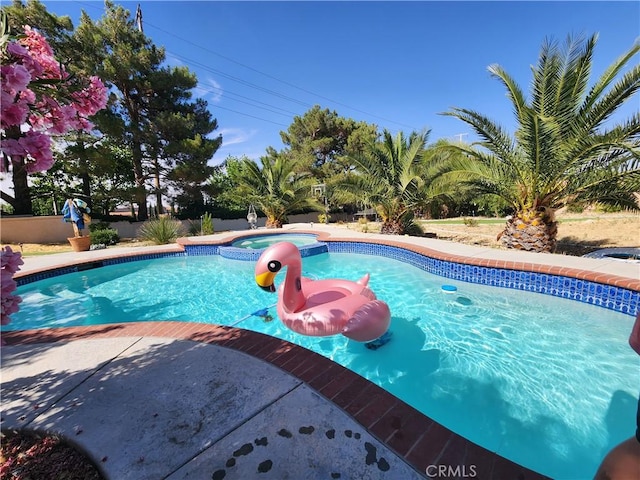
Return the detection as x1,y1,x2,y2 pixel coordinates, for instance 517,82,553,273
135,4,143,33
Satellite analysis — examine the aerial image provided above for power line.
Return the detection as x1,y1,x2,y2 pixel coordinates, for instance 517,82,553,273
195,82,298,118
149,21,419,130
211,104,288,127
173,53,312,109
73,1,419,130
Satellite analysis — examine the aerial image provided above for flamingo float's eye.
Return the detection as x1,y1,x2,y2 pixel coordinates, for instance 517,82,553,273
268,260,281,272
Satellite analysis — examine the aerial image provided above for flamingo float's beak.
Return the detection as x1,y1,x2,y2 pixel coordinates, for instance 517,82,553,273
256,271,276,292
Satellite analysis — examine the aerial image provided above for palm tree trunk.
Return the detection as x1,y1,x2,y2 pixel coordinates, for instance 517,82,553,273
265,217,283,228
500,208,558,253
380,220,403,235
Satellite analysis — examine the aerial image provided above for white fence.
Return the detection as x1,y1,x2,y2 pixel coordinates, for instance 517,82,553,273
0,212,345,244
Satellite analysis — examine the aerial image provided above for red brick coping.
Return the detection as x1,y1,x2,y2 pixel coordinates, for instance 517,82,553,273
2,322,548,479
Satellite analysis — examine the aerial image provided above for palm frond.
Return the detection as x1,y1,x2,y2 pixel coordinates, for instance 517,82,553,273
530,36,562,117
579,63,640,132
442,108,517,164
488,64,528,120
581,39,640,114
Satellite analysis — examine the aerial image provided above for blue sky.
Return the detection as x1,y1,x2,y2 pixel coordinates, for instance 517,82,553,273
30,1,640,165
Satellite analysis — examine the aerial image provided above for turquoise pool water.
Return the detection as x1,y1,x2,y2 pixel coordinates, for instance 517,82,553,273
231,234,317,249
5,253,638,479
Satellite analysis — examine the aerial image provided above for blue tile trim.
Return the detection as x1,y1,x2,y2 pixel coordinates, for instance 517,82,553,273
16,251,186,286
184,245,220,256
326,241,639,317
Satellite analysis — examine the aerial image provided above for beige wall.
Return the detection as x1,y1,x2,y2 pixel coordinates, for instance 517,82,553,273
0,212,333,244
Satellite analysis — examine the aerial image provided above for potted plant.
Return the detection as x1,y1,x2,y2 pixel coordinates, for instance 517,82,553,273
62,198,92,251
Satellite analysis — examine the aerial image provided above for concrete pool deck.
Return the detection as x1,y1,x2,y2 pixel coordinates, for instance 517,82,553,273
3,224,638,479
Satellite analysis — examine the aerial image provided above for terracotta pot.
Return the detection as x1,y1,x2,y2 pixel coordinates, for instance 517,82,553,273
67,235,91,252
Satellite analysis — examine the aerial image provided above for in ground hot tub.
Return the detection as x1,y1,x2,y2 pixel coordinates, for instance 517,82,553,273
219,233,327,260
231,234,319,250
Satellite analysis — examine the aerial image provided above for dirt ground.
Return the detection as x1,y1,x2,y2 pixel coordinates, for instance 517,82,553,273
351,211,639,256
4,212,638,258
3,239,155,257
419,212,639,256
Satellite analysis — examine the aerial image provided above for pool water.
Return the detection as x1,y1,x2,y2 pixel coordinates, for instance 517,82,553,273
231,234,317,249
6,253,638,479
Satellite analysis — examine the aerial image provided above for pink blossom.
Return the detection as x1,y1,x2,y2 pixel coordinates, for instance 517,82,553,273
1,246,24,273
26,151,54,173
20,132,54,173
0,246,23,325
21,27,63,80
19,88,36,104
21,26,54,57
6,41,29,59
1,64,31,92
0,138,26,158
72,76,109,116
1,270,16,296
7,39,44,78
0,100,29,128
1,24,107,177
1,295,22,325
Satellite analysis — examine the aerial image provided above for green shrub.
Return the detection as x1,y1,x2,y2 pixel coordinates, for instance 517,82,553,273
90,228,120,245
595,203,624,213
565,203,585,214
185,213,215,236
317,213,330,224
463,217,479,227
201,212,214,235
89,221,111,232
400,211,423,236
187,220,200,236
357,217,369,232
137,217,185,244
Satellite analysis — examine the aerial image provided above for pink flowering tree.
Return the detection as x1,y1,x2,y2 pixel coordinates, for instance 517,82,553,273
1,246,23,326
0,14,108,215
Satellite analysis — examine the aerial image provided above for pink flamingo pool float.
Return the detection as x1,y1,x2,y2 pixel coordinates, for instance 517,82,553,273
254,242,391,342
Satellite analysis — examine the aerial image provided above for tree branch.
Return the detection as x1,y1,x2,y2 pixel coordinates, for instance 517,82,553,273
1,190,16,208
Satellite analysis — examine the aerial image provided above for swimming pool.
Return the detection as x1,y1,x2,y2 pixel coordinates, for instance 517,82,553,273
6,249,638,479
231,233,318,249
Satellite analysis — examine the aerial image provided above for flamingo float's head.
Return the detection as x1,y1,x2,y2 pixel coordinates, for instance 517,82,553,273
255,241,300,293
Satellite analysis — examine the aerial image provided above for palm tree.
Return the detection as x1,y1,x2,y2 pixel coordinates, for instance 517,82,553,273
233,149,322,228
443,34,640,252
336,129,445,235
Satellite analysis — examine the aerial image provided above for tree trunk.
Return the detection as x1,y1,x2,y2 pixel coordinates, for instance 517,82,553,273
11,158,33,215
153,157,163,215
500,208,558,253
380,220,403,235
132,139,148,221
77,140,92,210
265,217,283,228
